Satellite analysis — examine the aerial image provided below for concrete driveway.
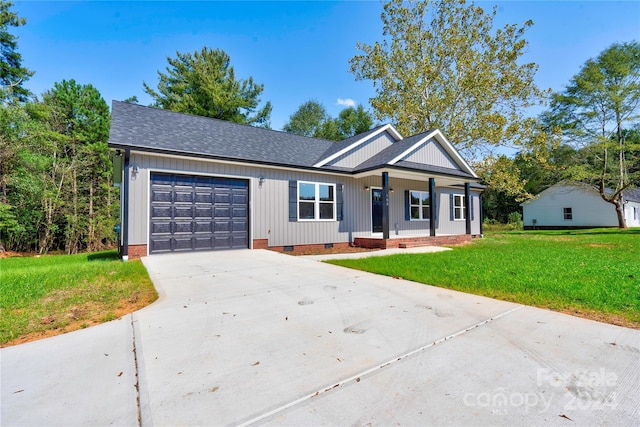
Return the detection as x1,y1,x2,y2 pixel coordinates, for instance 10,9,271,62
2,249,639,426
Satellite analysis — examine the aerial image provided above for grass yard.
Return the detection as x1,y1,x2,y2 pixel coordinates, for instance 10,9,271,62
328,228,640,328
0,250,157,346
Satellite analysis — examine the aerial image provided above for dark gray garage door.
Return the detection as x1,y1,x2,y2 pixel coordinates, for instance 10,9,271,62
149,173,249,254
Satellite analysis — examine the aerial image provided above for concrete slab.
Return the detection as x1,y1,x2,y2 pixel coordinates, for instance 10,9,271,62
137,250,640,426
0,316,138,426
2,249,638,426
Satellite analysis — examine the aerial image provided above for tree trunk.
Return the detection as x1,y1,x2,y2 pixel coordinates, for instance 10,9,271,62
614,200,627,229
88,177,94,251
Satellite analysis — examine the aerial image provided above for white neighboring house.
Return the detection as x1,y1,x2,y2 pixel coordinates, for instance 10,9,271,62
521,183,640,229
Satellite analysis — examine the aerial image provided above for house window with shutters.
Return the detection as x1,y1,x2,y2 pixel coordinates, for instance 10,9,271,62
454,194,465,220
298,181,336,221
408,190,430,220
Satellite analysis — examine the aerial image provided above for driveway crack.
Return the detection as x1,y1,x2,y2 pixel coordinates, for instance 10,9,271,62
236,305,523,427
130,314,142,427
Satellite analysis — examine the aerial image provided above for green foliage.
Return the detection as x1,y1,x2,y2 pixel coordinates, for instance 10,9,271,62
0,0,33,102
546,41,640,227
0,251,157,344
329,229,640,326
349,0,549,157
507,211,522,227
1,80,116,253
282,100,329,137
144,47,272,127
283,100,375,141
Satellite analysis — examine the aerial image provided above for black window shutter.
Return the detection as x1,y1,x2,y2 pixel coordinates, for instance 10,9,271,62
405,190,410,220
289,180,297,222
470,194,475,221
336,184,344,221
449,193,454,220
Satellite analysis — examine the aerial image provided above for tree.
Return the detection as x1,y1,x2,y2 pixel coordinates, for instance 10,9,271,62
42,79,112,252
144,47,272,127
282,100,329,137
283,100,375,141
349,0,548,160
547,41,640,228
0,0,33,102
336,105,374,138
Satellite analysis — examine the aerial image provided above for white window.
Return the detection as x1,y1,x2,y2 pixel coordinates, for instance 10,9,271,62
454,194,465,220
563,207,573,220
409,190,430,220
298,181,335,221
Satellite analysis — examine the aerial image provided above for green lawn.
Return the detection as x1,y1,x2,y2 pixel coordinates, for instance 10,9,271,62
0,250,157,345
328,229,640,327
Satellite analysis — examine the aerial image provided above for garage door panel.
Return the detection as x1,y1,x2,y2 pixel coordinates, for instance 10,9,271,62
151,222,171,234
195,206,213,218
194,221,213,233
172,221,192,234
214,207,230,218
174,191,194,203
173,206,194,219
195,192,212,203
214,221,231,232
151,238,172,253
151,206,172,219
213,193,231,204
232,193,247,204
232,207,247,218
194,237,214,249
150,173,248,254
152,190,172,203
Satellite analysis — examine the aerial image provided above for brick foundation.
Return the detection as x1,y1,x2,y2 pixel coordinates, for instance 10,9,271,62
354,234,477,249
266,242,352,254
127,244,148,260
252,239,269,249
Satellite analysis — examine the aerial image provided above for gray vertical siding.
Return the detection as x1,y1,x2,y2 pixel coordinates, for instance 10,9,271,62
328,132,396,168
403,139,460,169
126,152,482,248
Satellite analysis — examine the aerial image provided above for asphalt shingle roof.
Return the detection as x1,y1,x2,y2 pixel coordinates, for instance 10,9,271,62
623,188,640,202
108,101,477,181
109,101,334,167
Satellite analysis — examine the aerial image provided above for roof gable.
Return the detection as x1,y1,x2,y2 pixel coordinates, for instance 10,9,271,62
352,129,477,178
313,124,402,167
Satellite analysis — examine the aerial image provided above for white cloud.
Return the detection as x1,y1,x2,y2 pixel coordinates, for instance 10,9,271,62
336,98,356,107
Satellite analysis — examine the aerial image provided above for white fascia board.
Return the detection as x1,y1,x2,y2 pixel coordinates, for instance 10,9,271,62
387,129,478,179
387,129,438,165
313,124,403,168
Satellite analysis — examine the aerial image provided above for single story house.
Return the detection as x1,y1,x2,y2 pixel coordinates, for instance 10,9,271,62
108,101,483,259
521,183,640,229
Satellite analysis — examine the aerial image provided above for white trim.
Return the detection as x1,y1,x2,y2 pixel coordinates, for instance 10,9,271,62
408,189,431,221
387,129,478,179
388,130,438,165
297,180,337,222
146,168,253,253
313,124,403,167
454,194,466,221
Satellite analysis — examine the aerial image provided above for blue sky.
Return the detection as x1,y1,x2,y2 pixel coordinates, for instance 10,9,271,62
12,1,640,131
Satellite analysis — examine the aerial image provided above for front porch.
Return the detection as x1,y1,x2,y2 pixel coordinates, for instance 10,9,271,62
353,234,481,249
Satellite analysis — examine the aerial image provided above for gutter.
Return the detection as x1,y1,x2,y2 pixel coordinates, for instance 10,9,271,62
122,149,130,261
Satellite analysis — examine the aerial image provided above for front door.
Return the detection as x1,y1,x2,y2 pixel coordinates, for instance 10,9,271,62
371,188,383,233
